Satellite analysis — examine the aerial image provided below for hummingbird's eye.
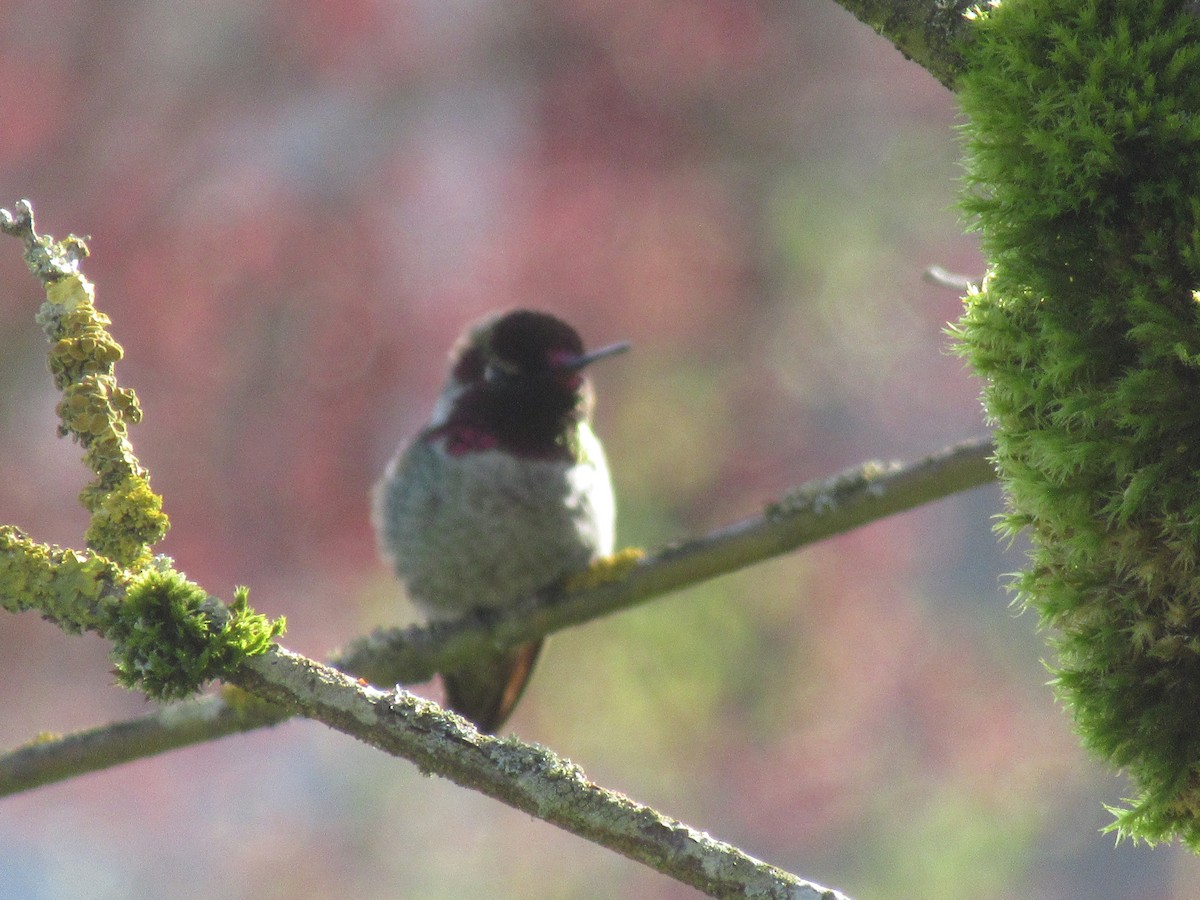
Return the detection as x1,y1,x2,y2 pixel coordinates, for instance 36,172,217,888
484,358,520,384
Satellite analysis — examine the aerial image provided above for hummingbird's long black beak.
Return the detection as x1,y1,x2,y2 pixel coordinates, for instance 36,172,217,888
559,341,631,373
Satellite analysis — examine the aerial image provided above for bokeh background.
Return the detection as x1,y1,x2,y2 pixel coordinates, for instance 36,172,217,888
1,1,1197,897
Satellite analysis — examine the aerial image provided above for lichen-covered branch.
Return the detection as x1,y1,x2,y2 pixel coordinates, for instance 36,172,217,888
0,201,283,700
0,526,127,635
2,200,168,571
0,689,288,794
340,437,997,687
231,645,849,900
0,437,996,795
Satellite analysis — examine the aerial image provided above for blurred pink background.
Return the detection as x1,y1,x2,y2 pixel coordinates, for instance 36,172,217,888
1,1,1195,897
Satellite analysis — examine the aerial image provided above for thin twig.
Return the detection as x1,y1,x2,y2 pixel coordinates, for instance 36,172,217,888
924,265,982,293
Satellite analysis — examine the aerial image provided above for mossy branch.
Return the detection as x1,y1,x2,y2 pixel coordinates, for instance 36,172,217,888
823,0,1200,852
1,200,284,700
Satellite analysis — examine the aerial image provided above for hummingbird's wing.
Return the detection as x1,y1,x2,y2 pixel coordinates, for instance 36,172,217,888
442,639,543,734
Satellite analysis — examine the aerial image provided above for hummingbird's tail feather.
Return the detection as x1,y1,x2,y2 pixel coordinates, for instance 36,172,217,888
442,639,543,733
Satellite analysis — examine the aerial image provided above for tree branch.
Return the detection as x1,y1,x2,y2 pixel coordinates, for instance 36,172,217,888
0,693,289,793
0,436,996,795
829,0,977,90
228,645,850,899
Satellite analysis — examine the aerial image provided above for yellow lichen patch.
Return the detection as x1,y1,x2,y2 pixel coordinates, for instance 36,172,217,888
0,525,126,634
45,272,95,312
28,256,167,568
565,547,646,592
3,208,283,704
57,377,129,441
49,329,123,383
83,475,170,571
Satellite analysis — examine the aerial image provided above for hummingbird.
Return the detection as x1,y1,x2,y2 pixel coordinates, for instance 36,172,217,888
372,309,628,733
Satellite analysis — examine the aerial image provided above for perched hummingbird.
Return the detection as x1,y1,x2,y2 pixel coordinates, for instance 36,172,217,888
372,309,627,733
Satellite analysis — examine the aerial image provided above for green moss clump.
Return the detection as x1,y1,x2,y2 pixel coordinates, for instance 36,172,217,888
108,570,286,701
955,0,1200,844
1,529,284,701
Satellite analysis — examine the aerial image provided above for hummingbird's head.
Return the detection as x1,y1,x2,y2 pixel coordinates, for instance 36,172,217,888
452,309,628,390
432,309,628,459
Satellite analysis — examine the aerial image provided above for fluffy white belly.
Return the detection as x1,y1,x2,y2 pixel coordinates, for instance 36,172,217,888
373,428,615,618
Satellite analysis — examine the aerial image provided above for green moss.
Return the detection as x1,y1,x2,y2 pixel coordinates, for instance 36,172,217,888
1,528,283,700
955,0,1200,844
108,572,286,701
